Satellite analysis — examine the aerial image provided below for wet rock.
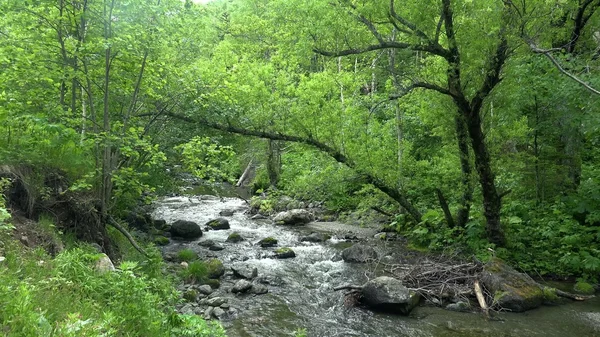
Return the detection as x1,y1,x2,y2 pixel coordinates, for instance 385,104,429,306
226,232,244,243
342,244,378,263
205,218,230,230
251,214,268,220
274,247,296,259
213,307,226,319
203,306,214,320
446,301,470,312
198,285,213,295
153,219,168,230
231,265,258,280
480,258,543,312
206,259,225,279
361,276,420,315
170,220,202,239
153,236,170,246
209,244,225,251
206,297,227,307
252,284,269,295
220,303,230,309
181,304,194,315
94,253,115,273
232,279,253,294
300,232,331,243
273,209,314,226
258,237,278,247
219,209,235,216
198,239,215,247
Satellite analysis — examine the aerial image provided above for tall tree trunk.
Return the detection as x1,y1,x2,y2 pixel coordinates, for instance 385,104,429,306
464,109,505,246
455,114,473,227
267,139,280,188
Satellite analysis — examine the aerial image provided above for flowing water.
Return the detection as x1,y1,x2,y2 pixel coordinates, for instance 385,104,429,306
153,195,600,337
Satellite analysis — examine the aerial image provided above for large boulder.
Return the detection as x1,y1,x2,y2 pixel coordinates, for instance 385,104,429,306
342,244,378,263
480,258,543,312
94,253,115,273
361,276,420,314
273,209,314,226
170,220,202,239
258,237,278,247
205,218,230,230
274,247,296,259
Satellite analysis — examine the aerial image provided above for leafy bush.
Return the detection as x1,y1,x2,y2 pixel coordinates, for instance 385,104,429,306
0,243,225,337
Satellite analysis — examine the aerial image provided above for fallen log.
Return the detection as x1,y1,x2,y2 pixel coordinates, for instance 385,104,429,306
474,280,490,319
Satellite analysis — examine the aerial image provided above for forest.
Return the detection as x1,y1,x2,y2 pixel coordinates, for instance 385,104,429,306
0,0,599,335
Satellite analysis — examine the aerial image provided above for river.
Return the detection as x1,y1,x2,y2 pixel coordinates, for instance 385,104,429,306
153,195,600,337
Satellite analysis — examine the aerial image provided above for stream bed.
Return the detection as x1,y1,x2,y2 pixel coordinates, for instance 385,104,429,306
153,195,600,337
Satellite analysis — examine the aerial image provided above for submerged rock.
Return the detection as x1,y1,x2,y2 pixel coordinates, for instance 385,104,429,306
342,244,378,263
205,218,230,230
251,214,268,220
252,283,269,295
258,237,278,247
170,220,202,239
226,232,244,243
300,232,331,243
361,276,420,315
198,239,215,247
274,247,296,259
219,209,235,217
480,258,543,312
273,209,314,226
446,301,470,312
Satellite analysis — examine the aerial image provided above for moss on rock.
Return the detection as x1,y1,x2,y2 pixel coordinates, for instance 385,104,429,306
206,258,224,279
258,237,278,247
574,281,595,295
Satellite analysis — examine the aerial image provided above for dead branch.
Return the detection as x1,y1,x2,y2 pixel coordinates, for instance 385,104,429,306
334,284,363,291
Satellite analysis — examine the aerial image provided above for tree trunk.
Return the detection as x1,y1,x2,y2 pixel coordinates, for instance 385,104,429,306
455,114,473,227
464,109,505,246
267,139,281,188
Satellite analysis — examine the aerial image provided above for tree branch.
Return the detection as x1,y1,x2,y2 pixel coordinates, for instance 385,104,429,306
530,44,600,96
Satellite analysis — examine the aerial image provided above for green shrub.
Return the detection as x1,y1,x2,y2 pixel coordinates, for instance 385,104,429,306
0,242,225,337
180,260,209,283
177,248,199,262
574,281,595,295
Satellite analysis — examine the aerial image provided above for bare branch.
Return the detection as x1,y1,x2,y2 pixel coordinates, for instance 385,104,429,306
530,44,600,96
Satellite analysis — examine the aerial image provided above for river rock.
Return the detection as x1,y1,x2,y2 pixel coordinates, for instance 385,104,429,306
203,306,214,320
95,254,115,273
153,219,168,230
205,218,230,230
209,244,225,251
153,236,170,246
274,247,296,259
231,265,258,279
361,276,420,314
342,244,378,263
480,258,543,312
258,237,278,247
226,232,244,243
300,232,331,243
446,301,470,312
198,239,215,247
251,214,268,220
170,220,202,239
198,284,213,295
206,297,227,307
207,259,225,279
181,303,194,315
273,209,314,226
232,279,253,294
219,209,235,216
213,307,226,319
252,283,269,295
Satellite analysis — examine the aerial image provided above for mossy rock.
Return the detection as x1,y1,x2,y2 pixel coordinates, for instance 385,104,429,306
205,218,230,230
574,281,595,295
226,232,244,243
153,236,170,246
201,279,221,289
274,247,296,259
206,258,225,279
258,237,278,248
183,289,198,302
481,258,543,312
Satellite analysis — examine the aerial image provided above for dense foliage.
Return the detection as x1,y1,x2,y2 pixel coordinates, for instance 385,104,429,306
0,3,599,334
